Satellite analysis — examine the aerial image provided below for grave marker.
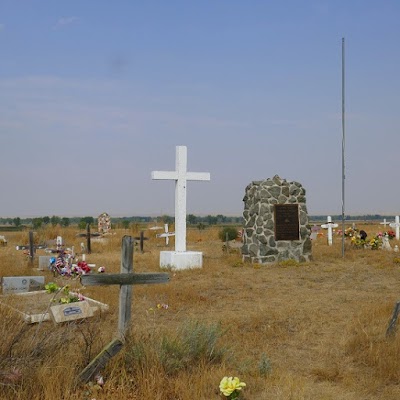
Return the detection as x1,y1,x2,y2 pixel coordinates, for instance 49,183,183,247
390,216,400,241
321,216,339,246
2,276,45,294
79,236,169,383
133,231,148,253
156,223,175,246
38,255,53,271
382,234,392,251
151,145,210,269
50,301,94,323
381,218,390,228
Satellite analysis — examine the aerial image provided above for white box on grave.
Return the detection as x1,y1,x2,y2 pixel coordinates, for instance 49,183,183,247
160,251,203,270
0,290,109,324
50,301,94,323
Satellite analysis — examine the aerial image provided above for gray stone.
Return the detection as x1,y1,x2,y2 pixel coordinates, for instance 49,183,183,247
249,244,258,257
2,276,45,294
303,238,312,253
259,235,268,244
278,194,288,203
269,186,281,198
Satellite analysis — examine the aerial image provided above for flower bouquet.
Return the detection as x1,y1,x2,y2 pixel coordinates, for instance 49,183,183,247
385,230,396,240
369,236,382,250
219,377,246,399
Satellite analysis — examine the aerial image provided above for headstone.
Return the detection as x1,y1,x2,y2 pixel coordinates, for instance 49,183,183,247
390,216,400,241
310,231,318,241
151,145,210,269
38,255,53,271
310,225,320,240
98,212,111,233
382,234,392,251
156,223,175,246
2,276,45,294
241,175,312,263
321,216,339,246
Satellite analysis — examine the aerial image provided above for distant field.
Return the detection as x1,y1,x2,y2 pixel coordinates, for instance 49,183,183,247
1,223,400,399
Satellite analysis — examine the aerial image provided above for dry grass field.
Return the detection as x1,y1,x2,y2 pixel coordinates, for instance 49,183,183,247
1,223,400,399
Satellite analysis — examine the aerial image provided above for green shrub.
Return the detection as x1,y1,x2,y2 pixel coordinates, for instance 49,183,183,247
218,226,239,242
125,320,229,376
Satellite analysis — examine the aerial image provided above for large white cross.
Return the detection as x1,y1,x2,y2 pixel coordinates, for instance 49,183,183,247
321,216,338,246
151,146,210,252
390,216,400,241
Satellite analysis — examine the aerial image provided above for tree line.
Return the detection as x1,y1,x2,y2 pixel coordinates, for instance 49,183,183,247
0,214,394,230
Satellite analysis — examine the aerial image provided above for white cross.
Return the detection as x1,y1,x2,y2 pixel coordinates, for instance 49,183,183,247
321,216,338,246
151,146,210,252
156,223,175,246
390,216,400,240
381,218,390,227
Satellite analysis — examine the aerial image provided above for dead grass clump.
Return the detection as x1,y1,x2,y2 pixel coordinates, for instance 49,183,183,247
346,302,400,384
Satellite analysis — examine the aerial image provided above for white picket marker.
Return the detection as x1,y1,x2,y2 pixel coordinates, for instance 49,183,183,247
390,216,400,240
321,216,339,246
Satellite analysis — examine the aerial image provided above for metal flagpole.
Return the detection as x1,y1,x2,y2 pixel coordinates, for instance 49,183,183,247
341,38,345,257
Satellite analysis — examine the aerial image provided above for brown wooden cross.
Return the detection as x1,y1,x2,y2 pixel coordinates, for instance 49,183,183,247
79,235,169,382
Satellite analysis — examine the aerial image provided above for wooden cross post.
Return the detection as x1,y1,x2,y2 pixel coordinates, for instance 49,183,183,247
29,231,35,265
86,223,92,254
79,236,169,383
133,231,148,253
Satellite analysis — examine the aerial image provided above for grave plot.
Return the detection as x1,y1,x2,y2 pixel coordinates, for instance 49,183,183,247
0,289,108,324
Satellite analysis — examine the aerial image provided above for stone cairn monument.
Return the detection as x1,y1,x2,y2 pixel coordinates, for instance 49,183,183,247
241,175,312,263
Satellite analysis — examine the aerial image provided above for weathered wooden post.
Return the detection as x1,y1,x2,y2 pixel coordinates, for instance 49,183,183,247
78,236,169,383
225,232,230,253
29,231,35,265
386,301,400,337
86,223,92,254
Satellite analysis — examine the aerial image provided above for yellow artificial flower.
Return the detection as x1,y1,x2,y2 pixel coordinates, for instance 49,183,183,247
219,376,246,397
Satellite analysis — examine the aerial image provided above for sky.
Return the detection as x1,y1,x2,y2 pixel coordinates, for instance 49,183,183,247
1,1,399,218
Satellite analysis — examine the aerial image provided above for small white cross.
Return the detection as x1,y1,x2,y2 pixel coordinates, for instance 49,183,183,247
151,146,210,252
321,216,338,246
390,216,400,240
380,218,390,227
156,223,175,246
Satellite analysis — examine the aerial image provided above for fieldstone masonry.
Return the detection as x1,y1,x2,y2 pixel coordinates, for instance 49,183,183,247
241,175,312,263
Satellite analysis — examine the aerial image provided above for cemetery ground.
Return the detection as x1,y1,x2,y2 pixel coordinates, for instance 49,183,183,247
1,225,400,399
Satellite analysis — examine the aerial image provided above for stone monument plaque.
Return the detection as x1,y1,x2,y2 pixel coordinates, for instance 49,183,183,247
274,204,300,241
